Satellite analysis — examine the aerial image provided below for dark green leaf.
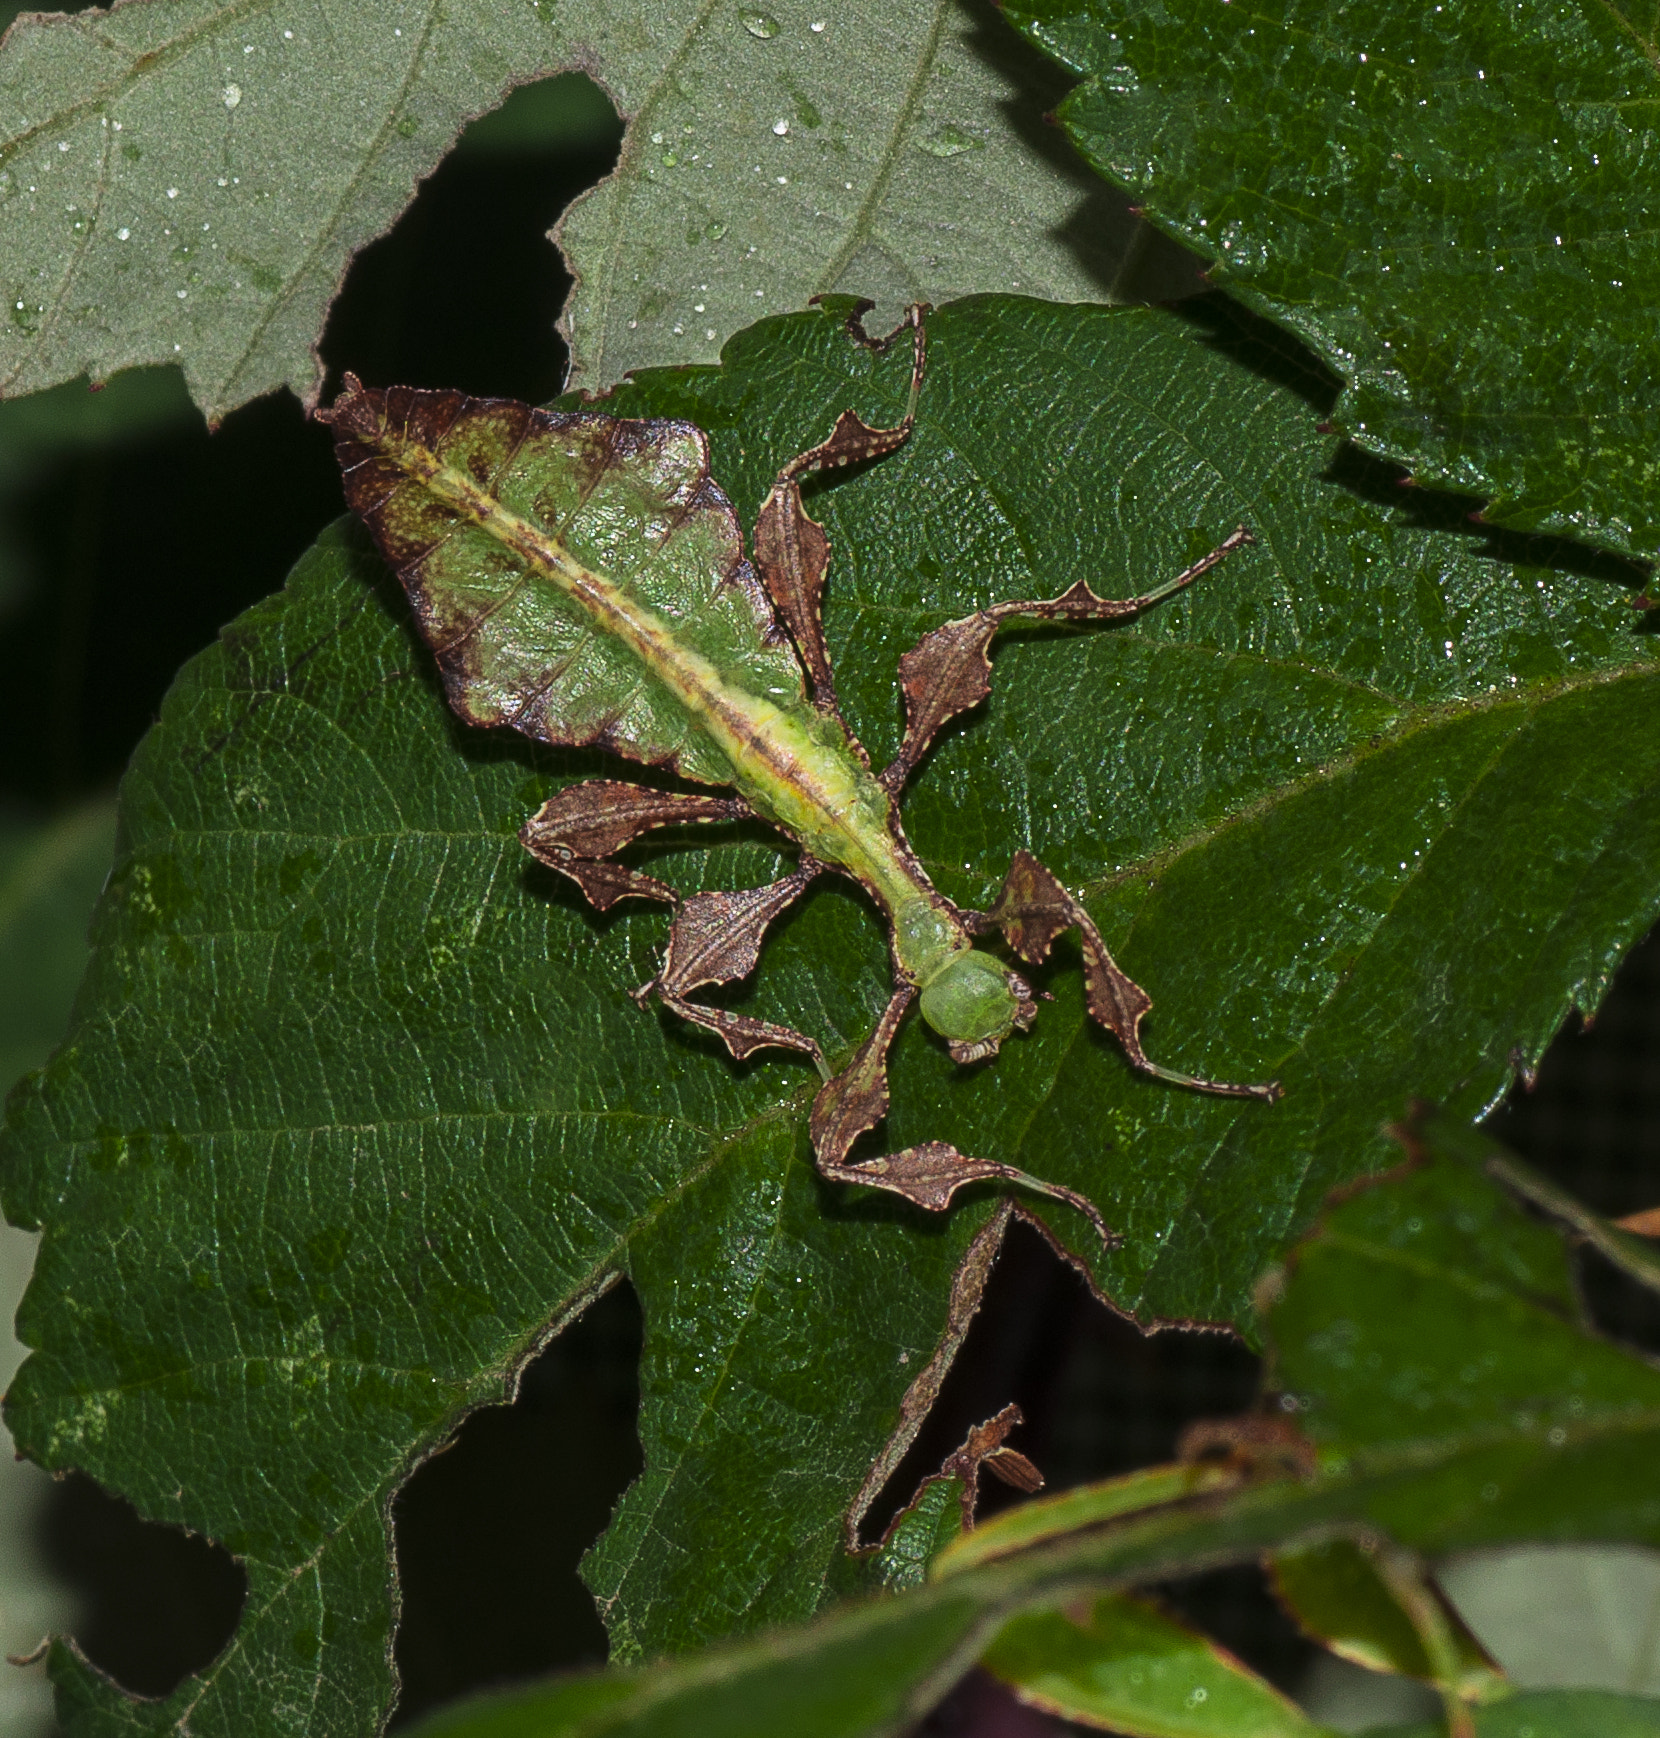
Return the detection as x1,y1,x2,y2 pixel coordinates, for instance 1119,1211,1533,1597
1004,0,1660,558
405,1126,1660,1738
7,297,1660,1733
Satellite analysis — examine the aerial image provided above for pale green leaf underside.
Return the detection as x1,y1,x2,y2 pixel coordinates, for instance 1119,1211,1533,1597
1006,0,1660,558
556,0,1175,391
0,0,1149,421
5,298,1660,1737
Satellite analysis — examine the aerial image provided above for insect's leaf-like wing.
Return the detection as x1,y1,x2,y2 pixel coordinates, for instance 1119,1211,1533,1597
324,379,808,787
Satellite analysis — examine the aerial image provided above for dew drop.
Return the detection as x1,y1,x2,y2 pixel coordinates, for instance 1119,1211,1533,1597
919,123,983,158
772,118,789,135
222,83,242,108
740,11,780,37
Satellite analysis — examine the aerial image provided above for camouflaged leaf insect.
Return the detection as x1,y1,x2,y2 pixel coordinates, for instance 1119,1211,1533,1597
318,305,1279,1247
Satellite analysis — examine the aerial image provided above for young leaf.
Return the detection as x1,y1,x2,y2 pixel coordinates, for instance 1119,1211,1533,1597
1270,1539,1499,1696
1003,0,1660,558
6,297,1660,1735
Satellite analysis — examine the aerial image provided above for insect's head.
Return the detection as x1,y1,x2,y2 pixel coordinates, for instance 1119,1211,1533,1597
918,948,1038,1065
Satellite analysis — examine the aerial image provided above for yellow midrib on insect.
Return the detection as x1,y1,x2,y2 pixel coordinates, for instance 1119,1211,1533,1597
408,443,968,984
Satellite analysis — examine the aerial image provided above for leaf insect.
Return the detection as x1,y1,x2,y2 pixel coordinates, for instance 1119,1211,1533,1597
319,304,1278,1247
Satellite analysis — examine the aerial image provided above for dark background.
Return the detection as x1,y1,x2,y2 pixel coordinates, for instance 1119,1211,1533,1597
1,33,1656,1738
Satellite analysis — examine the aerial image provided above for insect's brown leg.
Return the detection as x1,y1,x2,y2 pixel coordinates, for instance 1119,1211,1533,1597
983,849,1281,1104
752,305,929,726
637,860,829,1072
809,980,1117,1246
521,779,751,909
880,527,1256,795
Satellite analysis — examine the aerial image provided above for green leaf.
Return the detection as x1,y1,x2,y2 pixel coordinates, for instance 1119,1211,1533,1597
0,799,116,1093
1003,0,1660,558
0,0,1155,422
1436,1545,1660,1695
982,1592,1336,1737
404,1125,1660,1738
1363,1689,1660,1738
7,297,1660,1733
1271,1539,1499,1695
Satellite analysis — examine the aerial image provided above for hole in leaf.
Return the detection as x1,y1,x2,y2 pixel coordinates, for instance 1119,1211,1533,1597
865,1215,1262,1544
35,1473,246,1699
388,1278,643,1730
864,1218,1316,1689
863,1215,1234,1525
320,74,623,405
1487,921,1660,1355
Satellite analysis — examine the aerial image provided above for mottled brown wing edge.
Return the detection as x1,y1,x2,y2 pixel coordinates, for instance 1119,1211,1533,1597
319,375,805,768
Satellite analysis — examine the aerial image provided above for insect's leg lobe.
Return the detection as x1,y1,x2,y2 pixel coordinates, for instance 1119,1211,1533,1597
638,860,830,1074
521,779,750,910
752,304,929,726
987,849,1281,1103
880,526,1257,795
810,979,1116,1247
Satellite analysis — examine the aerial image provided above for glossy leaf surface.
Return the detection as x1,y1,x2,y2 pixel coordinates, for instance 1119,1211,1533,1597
6,297,1660,1735
405,1123,1660,1738
1005,0,1660,557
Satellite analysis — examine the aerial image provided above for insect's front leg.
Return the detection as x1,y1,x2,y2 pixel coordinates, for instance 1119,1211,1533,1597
881,527,1256,794
752,303,929,724
809,981,1117,1247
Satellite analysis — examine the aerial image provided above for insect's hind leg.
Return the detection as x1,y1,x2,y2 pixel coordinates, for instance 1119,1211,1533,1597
808,982,1117,1246
980,849,1281,1103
